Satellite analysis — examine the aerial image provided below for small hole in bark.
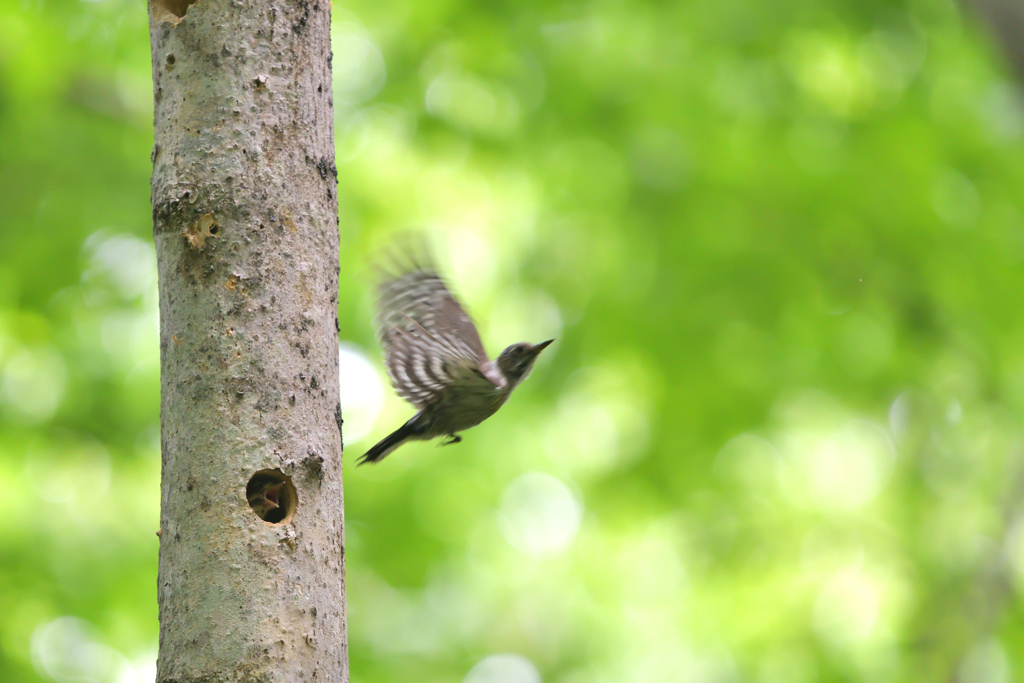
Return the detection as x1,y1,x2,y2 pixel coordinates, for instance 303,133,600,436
166,54,176,65
246,469,297,525
208,225,219,234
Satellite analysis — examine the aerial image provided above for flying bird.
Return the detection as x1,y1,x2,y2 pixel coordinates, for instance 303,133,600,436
359,246,552,464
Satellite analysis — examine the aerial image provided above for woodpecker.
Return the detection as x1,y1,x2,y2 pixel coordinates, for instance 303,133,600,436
358,249,552,465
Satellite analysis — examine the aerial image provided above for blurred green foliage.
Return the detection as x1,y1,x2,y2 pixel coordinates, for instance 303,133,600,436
2,0,1024,681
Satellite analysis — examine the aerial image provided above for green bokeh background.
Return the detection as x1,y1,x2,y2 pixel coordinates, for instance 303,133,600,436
3,0,1024,681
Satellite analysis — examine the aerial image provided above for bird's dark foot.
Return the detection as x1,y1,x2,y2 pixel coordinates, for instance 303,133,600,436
440,434,462,446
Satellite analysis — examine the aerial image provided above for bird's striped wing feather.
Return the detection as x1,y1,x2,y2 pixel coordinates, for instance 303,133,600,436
376,264,491,408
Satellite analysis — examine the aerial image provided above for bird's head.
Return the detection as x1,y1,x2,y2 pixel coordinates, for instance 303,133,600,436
496,339,553,383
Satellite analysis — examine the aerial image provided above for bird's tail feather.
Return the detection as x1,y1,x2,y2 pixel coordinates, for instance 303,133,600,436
358,421,420,465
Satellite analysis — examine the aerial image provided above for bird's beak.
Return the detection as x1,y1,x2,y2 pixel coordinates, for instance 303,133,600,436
263,482,285,509
531,339,554,355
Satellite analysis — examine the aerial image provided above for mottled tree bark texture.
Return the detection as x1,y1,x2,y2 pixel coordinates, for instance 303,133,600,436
148,0,347,680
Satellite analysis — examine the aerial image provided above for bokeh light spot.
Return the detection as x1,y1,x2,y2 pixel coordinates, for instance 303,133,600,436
31,617,116,683
81,232,157,301
1,347,67,424
543,362,652,477
464,653,542,683
426,71,521,138
498,472,582,555
338,343,385,445
775,407,895,511
813,567,881,646
332,25,386,106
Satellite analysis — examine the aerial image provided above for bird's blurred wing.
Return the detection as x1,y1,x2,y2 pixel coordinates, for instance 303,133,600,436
380,324,496,408
376,258,490,408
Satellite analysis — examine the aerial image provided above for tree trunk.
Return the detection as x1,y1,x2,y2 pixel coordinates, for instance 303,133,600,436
148,0,347,680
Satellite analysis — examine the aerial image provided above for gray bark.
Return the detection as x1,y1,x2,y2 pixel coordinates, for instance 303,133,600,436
148,0,347,680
